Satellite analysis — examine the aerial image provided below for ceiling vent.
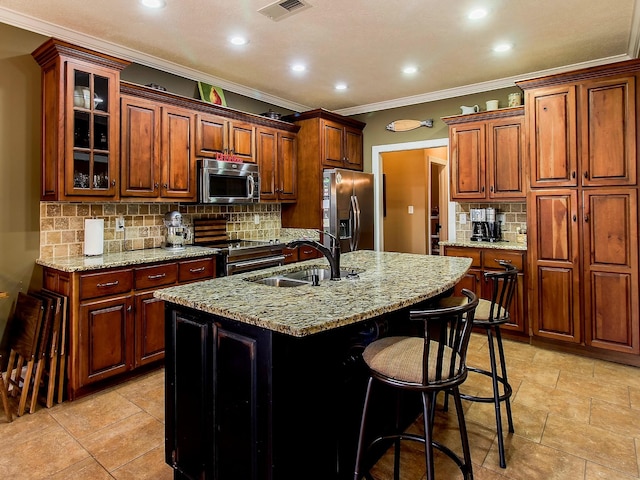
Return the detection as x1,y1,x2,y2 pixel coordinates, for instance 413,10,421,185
258,0,311,21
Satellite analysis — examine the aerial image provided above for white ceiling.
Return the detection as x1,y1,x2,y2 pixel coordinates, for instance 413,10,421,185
1,0,638,115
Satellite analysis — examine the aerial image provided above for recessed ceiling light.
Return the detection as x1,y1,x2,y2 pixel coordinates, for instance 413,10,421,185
229,36,248,46
335,83,347,91
291,64,306,72
403,66,418,74
493,43,512,52
468,8,488,20
141,0,166,8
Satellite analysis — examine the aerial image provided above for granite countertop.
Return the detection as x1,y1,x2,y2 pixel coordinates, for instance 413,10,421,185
36,246,221,272
439,240,527,251
154,250,472,337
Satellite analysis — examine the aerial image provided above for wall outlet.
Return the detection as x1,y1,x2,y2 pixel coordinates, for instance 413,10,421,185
408,205,414,214
254,214,260,225
115,216,125,232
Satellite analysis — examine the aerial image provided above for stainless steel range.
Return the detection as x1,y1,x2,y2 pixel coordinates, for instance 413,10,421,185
219,240,285,276
192,218,285,275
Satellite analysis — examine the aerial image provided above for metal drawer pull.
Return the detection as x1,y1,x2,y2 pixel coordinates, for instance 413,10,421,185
97,280,119,288
147,273,167,280
189,267,206,273
494,259,512,264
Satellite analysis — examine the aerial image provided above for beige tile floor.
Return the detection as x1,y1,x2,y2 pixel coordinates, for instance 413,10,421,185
1,333,639,479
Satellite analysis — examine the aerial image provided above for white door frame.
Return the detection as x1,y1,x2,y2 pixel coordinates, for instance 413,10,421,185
372,138,453,251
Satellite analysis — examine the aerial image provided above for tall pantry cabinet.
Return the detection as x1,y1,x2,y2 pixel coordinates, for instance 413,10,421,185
518,60,640,359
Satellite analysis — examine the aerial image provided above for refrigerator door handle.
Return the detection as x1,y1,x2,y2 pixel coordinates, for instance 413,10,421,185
351,195,361,250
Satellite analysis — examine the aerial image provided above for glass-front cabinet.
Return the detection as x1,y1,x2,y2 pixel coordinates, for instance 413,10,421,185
67,64,118,196
32,39,130,201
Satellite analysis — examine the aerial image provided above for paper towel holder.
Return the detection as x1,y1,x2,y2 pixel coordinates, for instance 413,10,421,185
84,218,104,256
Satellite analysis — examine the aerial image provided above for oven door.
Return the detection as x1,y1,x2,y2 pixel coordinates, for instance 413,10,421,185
226,255,286,276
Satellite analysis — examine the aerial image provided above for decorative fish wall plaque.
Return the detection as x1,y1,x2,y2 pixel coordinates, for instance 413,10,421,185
386,119,434,132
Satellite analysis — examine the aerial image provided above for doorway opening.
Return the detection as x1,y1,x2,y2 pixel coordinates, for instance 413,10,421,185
372,138,452,253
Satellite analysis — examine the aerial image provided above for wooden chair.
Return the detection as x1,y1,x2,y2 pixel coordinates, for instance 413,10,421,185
0,290,12,422
439,261,518,468
353,290,478,480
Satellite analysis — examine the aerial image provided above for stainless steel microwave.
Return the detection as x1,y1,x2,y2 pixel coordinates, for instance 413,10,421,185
198,159,260,204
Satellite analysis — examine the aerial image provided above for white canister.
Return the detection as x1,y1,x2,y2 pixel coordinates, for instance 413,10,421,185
508,92,522,107
82,88,91,109
486,100,499,111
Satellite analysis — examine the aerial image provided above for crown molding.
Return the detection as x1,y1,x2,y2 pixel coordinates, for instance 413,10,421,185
2,5,637,118
334,54,631,116
0,6,311,113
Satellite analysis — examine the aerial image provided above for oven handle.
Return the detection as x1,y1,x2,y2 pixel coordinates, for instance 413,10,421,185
226,255,286,275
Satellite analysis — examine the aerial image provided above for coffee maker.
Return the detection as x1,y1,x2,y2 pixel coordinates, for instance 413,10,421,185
469,208,502,242
164,211,192,251
470,208,488,241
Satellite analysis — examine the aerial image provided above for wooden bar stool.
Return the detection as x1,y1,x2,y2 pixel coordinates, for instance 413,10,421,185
353,290,479,480
440,261,518,468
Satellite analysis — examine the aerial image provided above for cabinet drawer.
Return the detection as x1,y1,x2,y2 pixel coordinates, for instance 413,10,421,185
80,269,133,300
483,251,525,271
135,263,178,290
178,257,214,283
298,246,320,261
444,247,481,267
283,248,299,264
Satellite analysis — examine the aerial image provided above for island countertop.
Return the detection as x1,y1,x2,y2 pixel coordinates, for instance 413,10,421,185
154,250,472,337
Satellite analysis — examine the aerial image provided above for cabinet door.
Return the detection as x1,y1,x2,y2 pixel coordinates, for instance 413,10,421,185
343,126,363,170
527,85,578,188
120,96,160,197
134,291,165,366
449,122,486,200
579,75,637,187
454,268,482,298
195,113,227,157
161,106,196,199
583,189,639,353
65,61,120,198
528,190,581,342
228,121,256,162
278,132,298,201
487,116,525,199
322,120,345,168
79,295,134,386
256,128,278,200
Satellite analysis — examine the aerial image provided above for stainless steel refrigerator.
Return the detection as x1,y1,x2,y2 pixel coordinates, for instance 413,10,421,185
322,169,374,251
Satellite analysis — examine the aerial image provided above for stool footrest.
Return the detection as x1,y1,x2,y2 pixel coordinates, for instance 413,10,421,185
460,367,513,403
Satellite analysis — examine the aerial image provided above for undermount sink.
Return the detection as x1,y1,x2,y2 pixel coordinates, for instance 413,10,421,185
247,267,362,287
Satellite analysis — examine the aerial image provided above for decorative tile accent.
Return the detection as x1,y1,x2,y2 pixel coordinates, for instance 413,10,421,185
39,202,282,259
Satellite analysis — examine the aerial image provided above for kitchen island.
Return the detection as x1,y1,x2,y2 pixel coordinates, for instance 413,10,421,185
155,250,472,480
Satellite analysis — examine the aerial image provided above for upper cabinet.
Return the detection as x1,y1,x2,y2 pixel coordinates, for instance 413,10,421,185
120,95,196,200
33,38,300,204
443,107,525,202
321,119,364,170
32,39,130,201
195,113,256,163
256,127,297,202
518,69,637,189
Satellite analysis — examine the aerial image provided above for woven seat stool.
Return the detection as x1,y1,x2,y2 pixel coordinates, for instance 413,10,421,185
353,290,478,480
439,261,518,468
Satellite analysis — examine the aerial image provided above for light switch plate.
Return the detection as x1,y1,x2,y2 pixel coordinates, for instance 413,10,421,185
408,205,414,214
459,213,467,224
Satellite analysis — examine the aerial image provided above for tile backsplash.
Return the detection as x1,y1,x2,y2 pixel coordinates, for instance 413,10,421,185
39,202,282,259
454,202,527,244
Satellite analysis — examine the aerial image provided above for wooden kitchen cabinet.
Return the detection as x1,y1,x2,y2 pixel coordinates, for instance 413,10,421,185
444,107,525,201
32,39,130,201
280,109,366,229
120,95,196,200
443,246,528,337
256,127,298,202
518,60,640,361
195,112,256,163
42,255,216,400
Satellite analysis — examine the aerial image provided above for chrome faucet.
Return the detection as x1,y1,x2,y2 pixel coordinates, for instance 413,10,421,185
286,230,341,280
